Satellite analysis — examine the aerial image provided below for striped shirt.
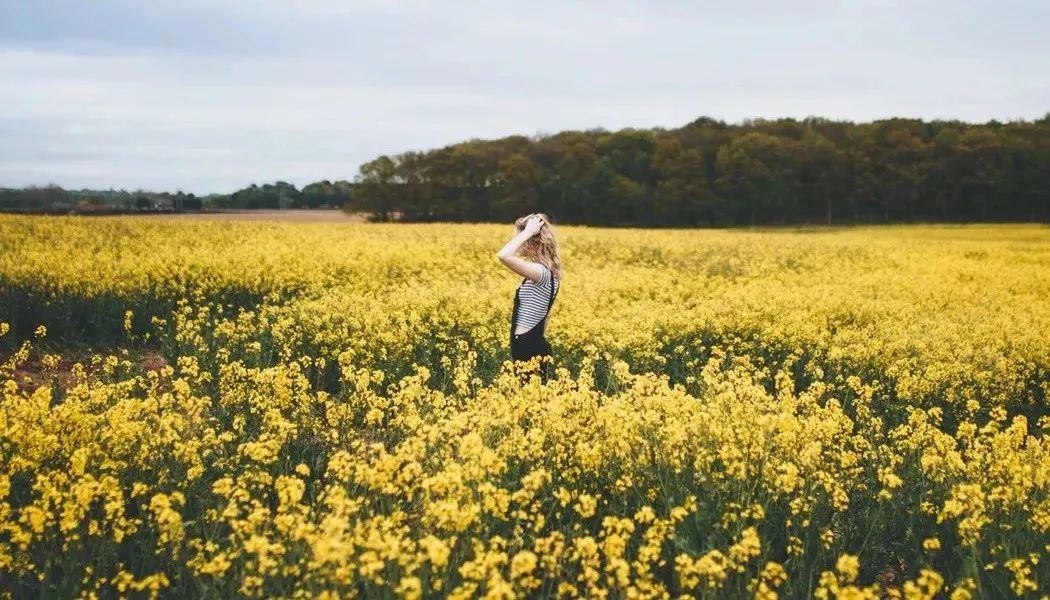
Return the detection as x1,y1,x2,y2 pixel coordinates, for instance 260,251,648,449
515,264,560,332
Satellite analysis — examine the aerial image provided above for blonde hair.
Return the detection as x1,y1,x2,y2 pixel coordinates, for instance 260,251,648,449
514,212,563,280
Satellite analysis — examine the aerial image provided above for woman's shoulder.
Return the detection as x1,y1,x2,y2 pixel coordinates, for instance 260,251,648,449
545,265,560,283
526,264,558,286
541,264,558,285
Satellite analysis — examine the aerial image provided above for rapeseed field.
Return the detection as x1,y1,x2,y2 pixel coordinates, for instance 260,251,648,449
0,215,1047,598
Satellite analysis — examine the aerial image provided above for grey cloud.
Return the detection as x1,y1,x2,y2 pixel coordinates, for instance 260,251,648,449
0,0,1047,193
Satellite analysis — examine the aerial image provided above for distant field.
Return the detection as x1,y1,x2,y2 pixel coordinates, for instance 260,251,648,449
150,209,371,222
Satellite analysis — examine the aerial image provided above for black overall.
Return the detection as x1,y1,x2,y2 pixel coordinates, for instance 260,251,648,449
510,273,558,383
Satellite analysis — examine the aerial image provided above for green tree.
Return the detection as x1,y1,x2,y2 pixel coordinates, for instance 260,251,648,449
493,153,541,220
715,133,791,225
353,156,398,221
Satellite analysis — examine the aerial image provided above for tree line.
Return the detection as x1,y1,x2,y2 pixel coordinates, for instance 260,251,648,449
213,180,352,210
0,180,353,213
348,115,1050,226
0,186,215,212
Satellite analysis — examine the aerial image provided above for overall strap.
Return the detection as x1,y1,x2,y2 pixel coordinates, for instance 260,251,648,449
510,284,521,335
535,270,558,337
541,269,558,320
549,273,557,311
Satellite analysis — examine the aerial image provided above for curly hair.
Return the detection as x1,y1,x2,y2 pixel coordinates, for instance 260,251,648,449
513,213,564,280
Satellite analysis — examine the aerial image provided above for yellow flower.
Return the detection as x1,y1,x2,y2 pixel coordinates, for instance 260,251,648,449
574,494,597,518
510,550,538,579
835,554,860,583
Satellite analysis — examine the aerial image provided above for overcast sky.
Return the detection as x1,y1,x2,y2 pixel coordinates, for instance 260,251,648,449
1,0,1048,194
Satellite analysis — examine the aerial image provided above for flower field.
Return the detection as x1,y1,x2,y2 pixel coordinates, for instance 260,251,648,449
0,215,1048,599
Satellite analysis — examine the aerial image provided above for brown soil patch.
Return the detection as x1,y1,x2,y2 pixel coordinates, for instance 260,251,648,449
875,557,908,598
3,348,170,393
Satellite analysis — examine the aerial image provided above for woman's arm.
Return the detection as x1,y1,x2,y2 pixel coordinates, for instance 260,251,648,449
496,217,545,283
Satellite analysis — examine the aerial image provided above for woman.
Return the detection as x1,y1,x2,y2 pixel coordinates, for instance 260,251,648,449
496,213,563,383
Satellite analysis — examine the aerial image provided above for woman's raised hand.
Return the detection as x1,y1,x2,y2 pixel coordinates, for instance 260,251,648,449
522,215,545,237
